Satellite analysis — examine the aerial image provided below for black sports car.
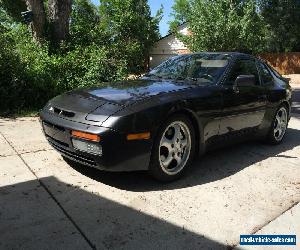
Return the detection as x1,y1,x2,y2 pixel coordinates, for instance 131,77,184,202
40,52,292,181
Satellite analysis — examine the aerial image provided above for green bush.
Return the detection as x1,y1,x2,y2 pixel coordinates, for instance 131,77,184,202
0,0,160,115
0,25,128,115
0,26,28,114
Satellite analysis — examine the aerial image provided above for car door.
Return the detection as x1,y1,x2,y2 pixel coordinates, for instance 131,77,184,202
219,58,267,137
183,54,227,146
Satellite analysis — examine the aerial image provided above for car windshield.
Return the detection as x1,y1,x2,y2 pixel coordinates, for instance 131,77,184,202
146,53,230,84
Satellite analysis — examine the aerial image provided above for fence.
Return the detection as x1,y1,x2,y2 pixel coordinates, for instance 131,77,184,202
258,52,300,75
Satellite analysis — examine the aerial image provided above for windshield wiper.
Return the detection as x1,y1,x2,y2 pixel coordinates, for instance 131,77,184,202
186,77,213,83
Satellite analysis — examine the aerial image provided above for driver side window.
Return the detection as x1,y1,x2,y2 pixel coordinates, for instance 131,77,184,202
225,59,260,86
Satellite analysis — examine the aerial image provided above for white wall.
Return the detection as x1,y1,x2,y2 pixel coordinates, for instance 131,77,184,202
149,23,190,68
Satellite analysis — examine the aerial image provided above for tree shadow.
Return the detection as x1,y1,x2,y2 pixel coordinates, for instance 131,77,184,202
66,127,300,192
0,177,231,250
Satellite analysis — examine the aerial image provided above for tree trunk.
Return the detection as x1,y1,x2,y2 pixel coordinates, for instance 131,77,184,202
48,0,72,47
25,0,46,42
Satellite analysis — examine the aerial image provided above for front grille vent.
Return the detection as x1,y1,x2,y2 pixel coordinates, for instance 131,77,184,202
48,138,97,166
51,107,75,118
43,121,65,131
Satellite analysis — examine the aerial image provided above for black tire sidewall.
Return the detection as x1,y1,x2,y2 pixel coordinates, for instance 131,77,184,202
149,114,196,182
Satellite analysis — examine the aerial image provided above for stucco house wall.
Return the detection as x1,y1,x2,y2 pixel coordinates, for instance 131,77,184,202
149,23,190,68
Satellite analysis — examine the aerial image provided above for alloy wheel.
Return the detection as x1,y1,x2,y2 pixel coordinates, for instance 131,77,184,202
159,121,191,175
273,107,288,142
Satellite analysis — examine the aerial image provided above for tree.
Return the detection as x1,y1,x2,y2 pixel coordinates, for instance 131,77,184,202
259,0,300,52
171,0,266,53
99,0,162,72
0,0,27,22
48,0,72,46
25,0,47,42
69,0,108,47
171,0,189,24
0,0,72,47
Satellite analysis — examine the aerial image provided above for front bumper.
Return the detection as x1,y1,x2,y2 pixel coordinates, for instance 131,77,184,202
40,110,152,172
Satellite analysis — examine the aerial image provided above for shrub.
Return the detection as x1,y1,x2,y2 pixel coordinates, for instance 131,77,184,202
0,25,128,115
0,26,28,114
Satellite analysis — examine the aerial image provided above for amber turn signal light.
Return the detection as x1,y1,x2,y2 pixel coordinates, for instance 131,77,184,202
127,132,150,140
71,130,100,142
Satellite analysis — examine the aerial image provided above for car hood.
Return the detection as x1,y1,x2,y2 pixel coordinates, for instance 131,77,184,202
74,79,193,105
47,79,194,125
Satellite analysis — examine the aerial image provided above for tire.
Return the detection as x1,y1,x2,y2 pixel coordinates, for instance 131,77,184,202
266,104,289,145
149,114,196,182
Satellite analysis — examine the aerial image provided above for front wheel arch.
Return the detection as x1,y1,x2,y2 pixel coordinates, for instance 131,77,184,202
158,108,204,156
148,113,197,181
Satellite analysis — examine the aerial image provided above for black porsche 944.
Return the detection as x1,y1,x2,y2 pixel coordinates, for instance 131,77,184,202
40,52,292,181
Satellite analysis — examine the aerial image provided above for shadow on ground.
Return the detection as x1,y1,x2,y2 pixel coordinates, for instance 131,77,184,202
0,177,230,250
66,127,300,192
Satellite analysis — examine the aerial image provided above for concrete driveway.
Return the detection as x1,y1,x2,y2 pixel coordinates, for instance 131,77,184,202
1,87,300,250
